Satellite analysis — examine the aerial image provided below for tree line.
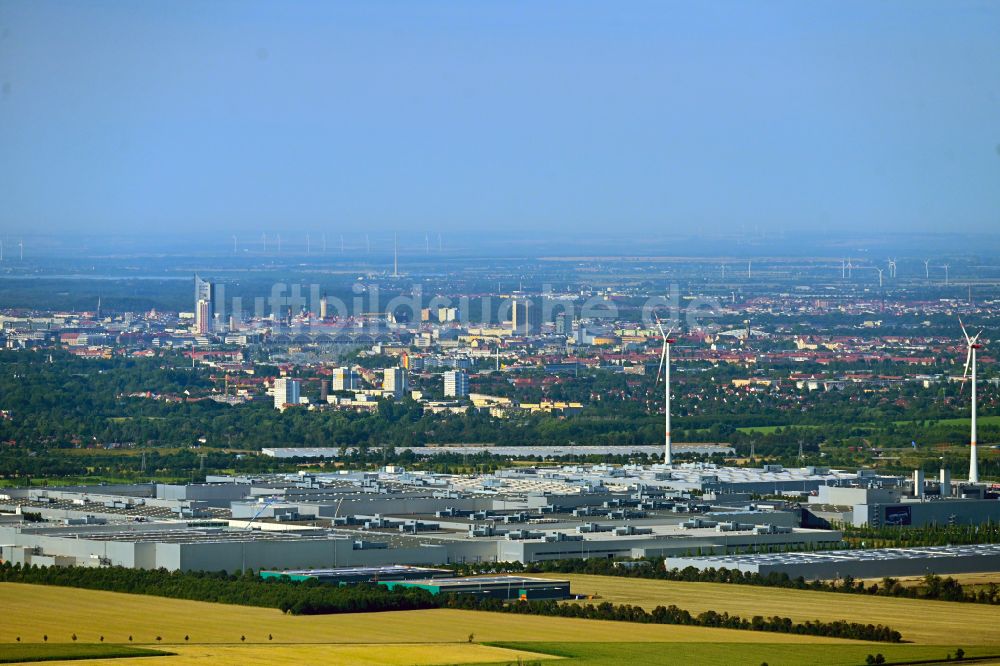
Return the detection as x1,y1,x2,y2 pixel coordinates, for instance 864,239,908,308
442,593,901,643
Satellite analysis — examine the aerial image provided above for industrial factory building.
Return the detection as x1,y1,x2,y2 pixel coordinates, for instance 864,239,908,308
3,461,997,574
0,465,851,571
665,544,1000,580
805,474,1000,528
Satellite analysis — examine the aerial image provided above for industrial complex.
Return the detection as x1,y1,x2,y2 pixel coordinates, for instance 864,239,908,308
2,459,999,581
1,463,846,571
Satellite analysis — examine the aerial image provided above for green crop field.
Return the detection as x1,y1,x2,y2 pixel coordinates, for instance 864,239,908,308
902,415,1000,428
545,573,1000,646
731,415,1000,434
736,424,823,434
0,644,167,664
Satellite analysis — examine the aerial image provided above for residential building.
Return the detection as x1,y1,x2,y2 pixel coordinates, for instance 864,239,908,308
512,298,542,335
332,367,359,392
383,367,406,398
443,370,469,398
274,378,301,411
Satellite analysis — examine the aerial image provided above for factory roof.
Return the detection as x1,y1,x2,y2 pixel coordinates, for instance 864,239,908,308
393,575,566,587
668,543,1000,568
260,565,449,577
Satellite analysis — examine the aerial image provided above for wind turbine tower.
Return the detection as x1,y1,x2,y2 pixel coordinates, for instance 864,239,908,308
943,264,950,285
18,240,23,261
960,318,983,484
232,235,238,253
655,318,676,466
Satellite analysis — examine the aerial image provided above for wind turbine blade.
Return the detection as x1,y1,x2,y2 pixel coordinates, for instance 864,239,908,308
959,317,971,343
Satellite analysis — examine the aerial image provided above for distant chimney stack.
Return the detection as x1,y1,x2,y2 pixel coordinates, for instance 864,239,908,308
939,469,951,498
912,469,925,499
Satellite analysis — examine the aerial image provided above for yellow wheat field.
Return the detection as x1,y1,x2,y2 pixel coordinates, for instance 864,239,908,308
0,583,858,647
546,573,1000,645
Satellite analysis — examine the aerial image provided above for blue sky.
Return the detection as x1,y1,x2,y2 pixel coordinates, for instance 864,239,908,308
0,1,998,236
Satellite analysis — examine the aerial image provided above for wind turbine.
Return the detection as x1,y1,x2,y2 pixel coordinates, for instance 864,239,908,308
875,267,883,288
18,239,23,261
847,258,854,279
943,264,950,286
306,233,311,255
924,259,930,279
232,235,238,253
888,258,896,279
747,260,752,279
841,259,846,279
959,318,984,484
655,317,676,466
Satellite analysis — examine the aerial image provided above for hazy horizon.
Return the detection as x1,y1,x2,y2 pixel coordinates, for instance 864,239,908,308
1,1,999,236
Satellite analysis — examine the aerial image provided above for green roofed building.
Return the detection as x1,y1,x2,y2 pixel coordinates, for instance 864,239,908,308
379,575,570,601
259,565,452,585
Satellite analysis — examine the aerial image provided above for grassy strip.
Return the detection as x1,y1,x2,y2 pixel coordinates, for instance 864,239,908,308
0,643,170,664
